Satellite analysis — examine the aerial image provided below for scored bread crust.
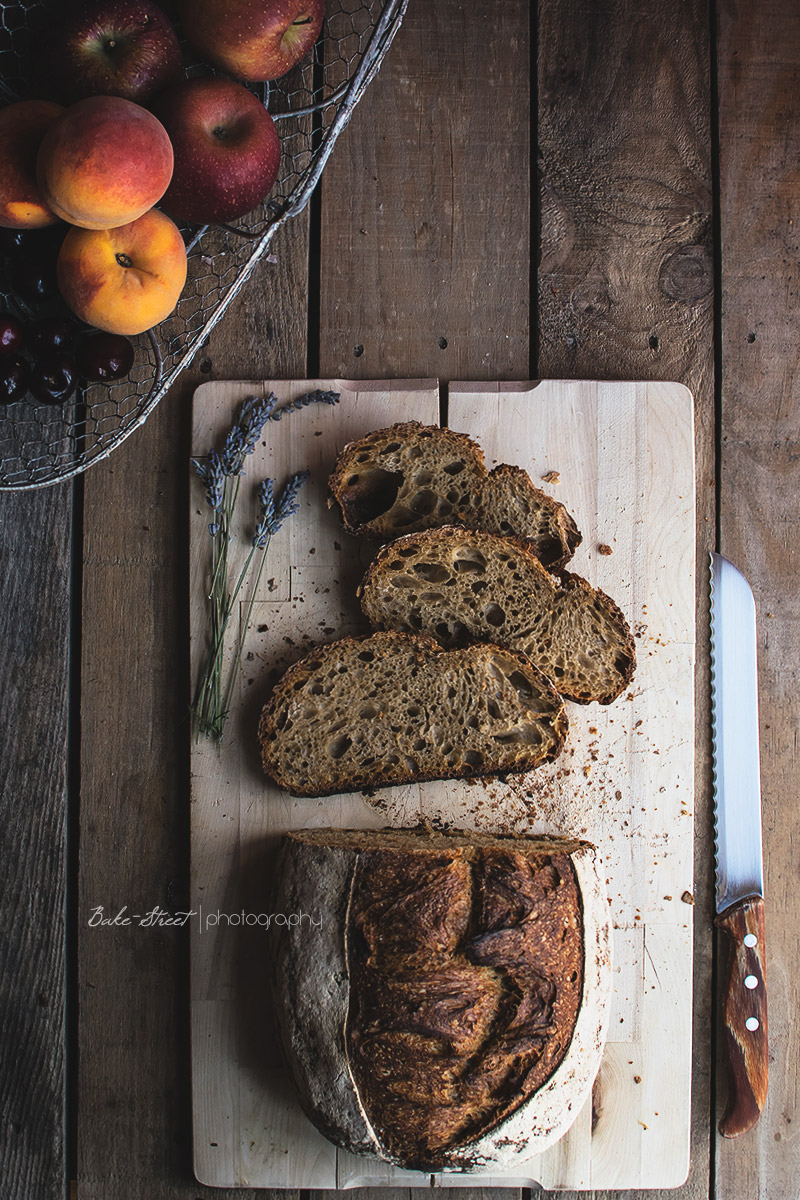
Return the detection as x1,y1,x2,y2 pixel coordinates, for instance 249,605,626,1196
258,630,568,798
359,526,637,705
328,421,582,569
270,827,612,1172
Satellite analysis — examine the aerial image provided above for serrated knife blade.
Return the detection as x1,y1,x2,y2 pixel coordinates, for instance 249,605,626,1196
710,552,768,1137
711,553,764,911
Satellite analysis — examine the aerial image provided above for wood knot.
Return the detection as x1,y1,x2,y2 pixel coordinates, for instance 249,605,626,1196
659,245,712,303
540,182,575,274
571,279,611,319
591,1075,603,1132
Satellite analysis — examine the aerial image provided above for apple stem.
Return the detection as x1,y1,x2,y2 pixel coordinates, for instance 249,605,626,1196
115,253,133,269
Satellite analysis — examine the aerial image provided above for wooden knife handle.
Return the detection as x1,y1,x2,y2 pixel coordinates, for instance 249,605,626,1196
716,895,768,1137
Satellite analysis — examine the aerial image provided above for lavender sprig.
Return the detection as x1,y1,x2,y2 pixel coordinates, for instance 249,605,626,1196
267,389,340,421
253,478,276,547
191,448,225,511
253,470,311,547
219,424,247,476
191,393,332,742
220,392,280,476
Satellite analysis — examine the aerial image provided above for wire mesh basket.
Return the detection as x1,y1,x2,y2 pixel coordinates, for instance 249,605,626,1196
0,0,408,489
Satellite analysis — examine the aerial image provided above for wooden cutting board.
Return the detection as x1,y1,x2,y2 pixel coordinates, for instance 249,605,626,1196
190,378,695,1190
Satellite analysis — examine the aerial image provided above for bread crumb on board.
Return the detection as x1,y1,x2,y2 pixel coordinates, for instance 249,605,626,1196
598,543,613,555
541,470,560,483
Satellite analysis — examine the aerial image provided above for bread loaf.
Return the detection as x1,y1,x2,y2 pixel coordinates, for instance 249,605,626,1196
359,526,636,704
328,421,582,568
270,826,612,1171
258,631,567,797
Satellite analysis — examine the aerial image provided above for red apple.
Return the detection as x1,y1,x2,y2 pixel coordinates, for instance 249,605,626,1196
43,0,182,105
177,0,325,82
154,77,281,225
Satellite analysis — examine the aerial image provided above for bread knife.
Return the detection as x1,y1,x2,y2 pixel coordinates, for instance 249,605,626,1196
710,552,768,1136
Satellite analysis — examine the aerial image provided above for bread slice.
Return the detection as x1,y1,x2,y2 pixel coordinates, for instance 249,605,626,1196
328,421,581,568
359,527,636,704
271,826,612,1170
258,631,568,797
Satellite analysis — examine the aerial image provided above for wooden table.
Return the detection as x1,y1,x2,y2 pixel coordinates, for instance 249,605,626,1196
1,2,796,1197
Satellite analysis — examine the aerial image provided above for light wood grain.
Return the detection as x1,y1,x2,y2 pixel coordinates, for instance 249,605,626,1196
190,378,694,1190
450,382,695,1191
716,1,800,1194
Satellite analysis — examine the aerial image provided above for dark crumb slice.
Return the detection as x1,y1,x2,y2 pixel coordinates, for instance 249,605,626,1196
258,631,568,797
329,422,582,568
359,527,636,705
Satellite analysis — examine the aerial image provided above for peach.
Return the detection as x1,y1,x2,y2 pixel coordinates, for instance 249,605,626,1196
37,96,173,230
0,100,65,229
57,208,187,335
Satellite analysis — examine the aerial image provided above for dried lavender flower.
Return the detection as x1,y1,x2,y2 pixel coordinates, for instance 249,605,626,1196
273,469,310,532
219,392,280,475
253,478,276,548
239,392,279,455
192,447,225,511
267,389,340,421
220,423,247,476
192,391,331,742
253,470,310,545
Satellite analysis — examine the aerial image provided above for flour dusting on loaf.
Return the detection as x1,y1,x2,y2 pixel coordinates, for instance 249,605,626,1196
270,827,612,1171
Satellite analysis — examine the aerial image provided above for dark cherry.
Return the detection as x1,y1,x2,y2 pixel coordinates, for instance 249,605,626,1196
0,312,25,354
12,259,58,305
0,228,30,258
0,224,65,264
76,332,135,382
30,317,75,356
30,354,77,405
0,354,30,404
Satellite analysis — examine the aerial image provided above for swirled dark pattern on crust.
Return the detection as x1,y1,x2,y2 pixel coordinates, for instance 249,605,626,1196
345,844,584,1169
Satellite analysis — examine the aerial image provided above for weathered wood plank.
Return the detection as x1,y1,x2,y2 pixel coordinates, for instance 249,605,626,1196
537,2,714,1197
0,485,71,1200
313,5,529,1200
77,213,309,1199
318,0,531,382
716,3,800,1196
